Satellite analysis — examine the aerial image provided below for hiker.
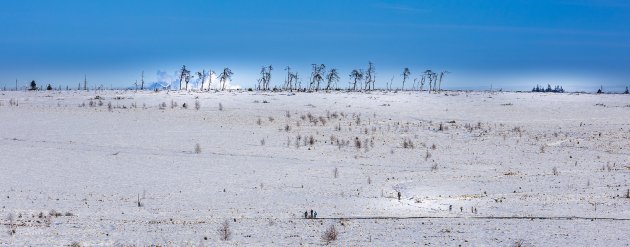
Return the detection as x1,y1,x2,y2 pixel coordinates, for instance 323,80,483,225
304,211,308,219
310,209,314,218
397,191,401,200
314,211,318,218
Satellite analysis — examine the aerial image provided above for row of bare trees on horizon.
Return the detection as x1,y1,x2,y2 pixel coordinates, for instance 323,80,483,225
177,62,449,93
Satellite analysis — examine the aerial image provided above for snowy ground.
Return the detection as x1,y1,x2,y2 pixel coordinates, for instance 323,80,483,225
1,90,629,246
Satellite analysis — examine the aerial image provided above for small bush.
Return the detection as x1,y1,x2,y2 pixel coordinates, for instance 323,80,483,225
195,100,200,110
49,210,62,217
354,137,361,149
218,220,232,241
322,224,338,244
6,213,16,236
402,138,414,149
512,240,527,247
195,143,202,154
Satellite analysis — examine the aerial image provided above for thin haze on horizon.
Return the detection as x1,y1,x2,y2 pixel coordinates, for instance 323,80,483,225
1,0,629,92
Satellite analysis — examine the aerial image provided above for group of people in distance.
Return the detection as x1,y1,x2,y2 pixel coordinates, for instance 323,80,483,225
304,209,318,219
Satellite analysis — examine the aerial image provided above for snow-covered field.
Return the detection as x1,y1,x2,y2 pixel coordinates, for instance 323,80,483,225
1,90,629,246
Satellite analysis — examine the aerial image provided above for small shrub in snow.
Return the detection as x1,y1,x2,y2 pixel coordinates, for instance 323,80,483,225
402,138,414,149
195,100,200,110
49,209,62,217
322,224,338,244
552,167,559,176
512,240,527,247
6,213,16,236
137,193,143,207
195,143,202,154
218,220,232,241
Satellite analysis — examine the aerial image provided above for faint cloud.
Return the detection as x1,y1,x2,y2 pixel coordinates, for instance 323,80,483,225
558,0,630,8
412,23,630,37
372,3,428,13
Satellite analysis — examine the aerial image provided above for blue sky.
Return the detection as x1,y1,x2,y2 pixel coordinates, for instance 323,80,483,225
1,0,629,91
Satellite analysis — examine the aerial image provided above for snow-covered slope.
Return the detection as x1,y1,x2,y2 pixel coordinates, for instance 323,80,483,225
0,90,629,246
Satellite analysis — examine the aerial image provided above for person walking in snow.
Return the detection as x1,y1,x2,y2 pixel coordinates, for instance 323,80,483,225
304,210,308,219
310,209,314,218
314,211,317,218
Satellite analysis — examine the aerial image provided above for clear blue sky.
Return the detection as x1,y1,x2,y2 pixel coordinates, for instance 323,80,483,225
1,0,629,91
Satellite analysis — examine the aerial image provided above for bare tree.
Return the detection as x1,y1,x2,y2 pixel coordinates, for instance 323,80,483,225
84,75,88,91
284,66,293,91
258,65,273,91
364,61,375,90
218,68,234,91
326,68,340,91
179,65,191,91
438,70,449,92
424,70,434,93
401,68,410,91
349,69,363,91
388,75,394,91
284,67,299,92
197,70,206,91
310,64,326,91
431,72,438,92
